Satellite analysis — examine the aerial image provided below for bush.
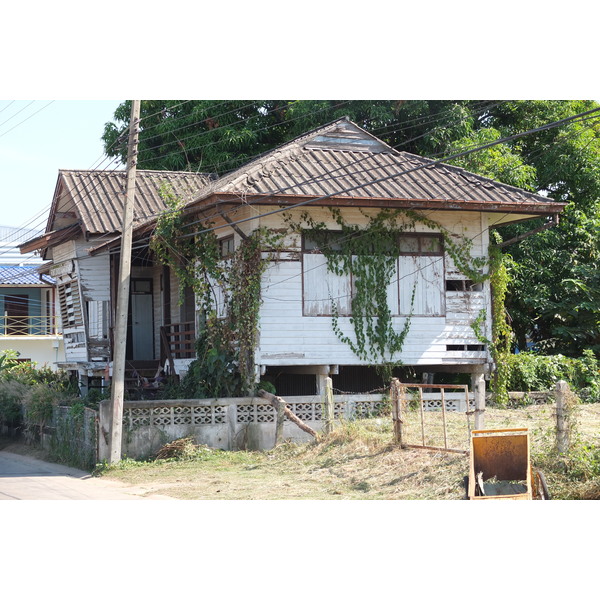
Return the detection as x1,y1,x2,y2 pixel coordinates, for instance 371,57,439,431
504,350,600,401
0,356,80,433
0,380,27,428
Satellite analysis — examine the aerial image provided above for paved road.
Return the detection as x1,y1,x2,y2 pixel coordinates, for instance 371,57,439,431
0,450,173,500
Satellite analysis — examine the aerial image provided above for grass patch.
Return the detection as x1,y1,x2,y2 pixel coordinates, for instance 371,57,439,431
94,403,600,500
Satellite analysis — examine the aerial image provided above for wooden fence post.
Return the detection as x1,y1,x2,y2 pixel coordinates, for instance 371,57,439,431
323,376,334,435
472,372,486,430
390,378,406,448
555,379,570,454
274,398,286,448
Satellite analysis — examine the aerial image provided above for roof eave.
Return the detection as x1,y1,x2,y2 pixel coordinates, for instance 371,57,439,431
199,192,567,217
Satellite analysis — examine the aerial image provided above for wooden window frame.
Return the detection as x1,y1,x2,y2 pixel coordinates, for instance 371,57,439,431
219,235,235,258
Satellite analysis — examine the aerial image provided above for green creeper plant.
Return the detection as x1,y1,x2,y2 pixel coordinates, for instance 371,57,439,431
287,208,488,373
151,189,283,395
488,236,514,404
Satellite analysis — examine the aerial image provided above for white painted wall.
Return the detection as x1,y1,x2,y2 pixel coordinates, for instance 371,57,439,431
0,336,65,370
253,207,492,369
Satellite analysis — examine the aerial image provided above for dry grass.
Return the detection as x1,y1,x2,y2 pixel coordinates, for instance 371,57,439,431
94,403,600,500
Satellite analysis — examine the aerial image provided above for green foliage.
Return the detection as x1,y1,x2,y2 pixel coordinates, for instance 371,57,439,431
504,350,600,401
488,240,514,404
0,349,19,375
0,353,79,433
151,190,283,396
564,443,600,481
0,380,27,427
175,334,242,399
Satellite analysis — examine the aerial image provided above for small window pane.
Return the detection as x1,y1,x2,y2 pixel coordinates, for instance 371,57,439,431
220,236,235,257
422,236,442,254
398,236,419,253
303,231,344,253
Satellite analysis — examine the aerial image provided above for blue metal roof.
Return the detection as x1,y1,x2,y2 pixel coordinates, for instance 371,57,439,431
0,266,53,286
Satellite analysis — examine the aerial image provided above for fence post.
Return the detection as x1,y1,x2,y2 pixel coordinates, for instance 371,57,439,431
323,376,334,435
274,398,286,448
555,380,570,454
472,372,486,430
390,378,406,448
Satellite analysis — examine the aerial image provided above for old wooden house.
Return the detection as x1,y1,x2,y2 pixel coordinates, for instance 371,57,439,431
108,117,565,396
22,118,565,399
20,170,212,391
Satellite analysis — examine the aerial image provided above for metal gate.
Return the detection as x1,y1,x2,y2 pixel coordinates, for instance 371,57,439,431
390,380,473,454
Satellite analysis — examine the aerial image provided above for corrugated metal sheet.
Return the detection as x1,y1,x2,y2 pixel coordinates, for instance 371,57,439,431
208,118,561,212
0,265,50,286
57,170,214,235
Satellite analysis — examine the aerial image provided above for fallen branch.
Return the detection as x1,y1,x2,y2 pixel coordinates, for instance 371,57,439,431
258,389,318,438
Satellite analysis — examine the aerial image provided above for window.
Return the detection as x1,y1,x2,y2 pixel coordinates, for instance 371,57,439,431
219,235,235,258
398,234,443,256
302,230,445,317
303,231,352,316
57,281,82,328
446,279,483,292
398,234,444,316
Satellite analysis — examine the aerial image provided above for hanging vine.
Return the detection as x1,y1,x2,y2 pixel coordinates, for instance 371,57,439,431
150,185,283,395
285,208,488,374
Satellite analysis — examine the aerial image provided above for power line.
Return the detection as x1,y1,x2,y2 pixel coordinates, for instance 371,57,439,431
0,101,55,140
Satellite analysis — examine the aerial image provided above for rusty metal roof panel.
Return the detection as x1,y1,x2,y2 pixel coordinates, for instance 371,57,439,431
57,170,213,235
207,118,560,213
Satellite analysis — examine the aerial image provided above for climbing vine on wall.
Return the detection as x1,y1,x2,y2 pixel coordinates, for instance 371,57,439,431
286,208,488,374
488,233,514,405
150,185,283,395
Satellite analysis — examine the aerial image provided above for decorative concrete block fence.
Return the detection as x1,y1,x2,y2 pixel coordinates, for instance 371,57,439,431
97,391,474,460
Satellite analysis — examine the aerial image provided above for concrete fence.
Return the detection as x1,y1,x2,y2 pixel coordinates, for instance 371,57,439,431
97,391,478,460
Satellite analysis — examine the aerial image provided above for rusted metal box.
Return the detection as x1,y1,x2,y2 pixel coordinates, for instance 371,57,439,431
468,428,533,500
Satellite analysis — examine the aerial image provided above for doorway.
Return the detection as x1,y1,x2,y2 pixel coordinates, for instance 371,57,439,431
128,279,154,360
4,294,29,335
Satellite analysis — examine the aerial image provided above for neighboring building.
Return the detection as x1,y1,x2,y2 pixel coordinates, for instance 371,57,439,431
0,226,64,369
22,118,566,396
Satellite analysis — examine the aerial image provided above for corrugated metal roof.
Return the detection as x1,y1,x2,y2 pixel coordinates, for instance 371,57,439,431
0,266,52,286
56,170,214,235
205,119,560,211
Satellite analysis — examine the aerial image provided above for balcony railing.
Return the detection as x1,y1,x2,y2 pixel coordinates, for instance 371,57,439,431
0,315,59,336
160,321,196,360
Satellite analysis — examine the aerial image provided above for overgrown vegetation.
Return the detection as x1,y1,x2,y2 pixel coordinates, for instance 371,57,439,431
150,189,284,396
504,349,600,402
0,350,79,439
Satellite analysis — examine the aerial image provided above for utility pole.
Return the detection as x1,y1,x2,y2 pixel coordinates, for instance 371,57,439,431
108,100,141,464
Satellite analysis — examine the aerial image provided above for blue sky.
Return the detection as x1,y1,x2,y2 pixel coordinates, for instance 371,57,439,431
0,100,123,233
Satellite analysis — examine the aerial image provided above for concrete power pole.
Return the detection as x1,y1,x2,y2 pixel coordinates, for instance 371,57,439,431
108,100,141,464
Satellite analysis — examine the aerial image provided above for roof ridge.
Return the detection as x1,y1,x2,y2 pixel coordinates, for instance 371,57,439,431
58,168,213,177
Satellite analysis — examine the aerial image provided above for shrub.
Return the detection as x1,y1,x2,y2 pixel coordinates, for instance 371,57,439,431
504,350,600,400
0,380,27,428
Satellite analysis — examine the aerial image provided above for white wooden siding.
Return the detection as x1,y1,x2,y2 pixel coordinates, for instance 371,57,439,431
303,253,352,316
255,208,494,368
